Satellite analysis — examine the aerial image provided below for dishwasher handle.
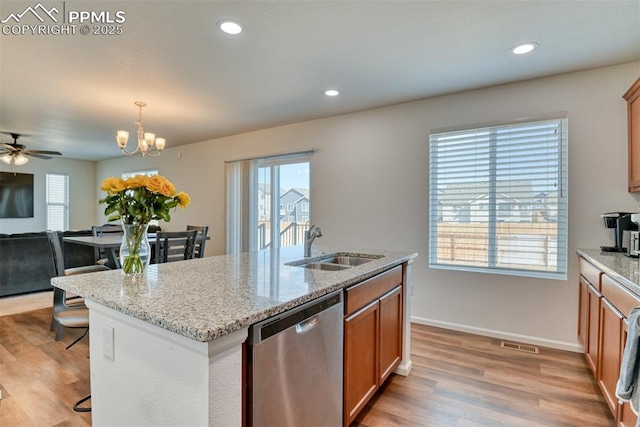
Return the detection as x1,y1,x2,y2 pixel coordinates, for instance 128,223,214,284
295,316,319,334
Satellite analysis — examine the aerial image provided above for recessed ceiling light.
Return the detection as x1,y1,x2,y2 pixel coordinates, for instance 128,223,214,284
219,20,242,35
325,90,339,97
512,42,538,55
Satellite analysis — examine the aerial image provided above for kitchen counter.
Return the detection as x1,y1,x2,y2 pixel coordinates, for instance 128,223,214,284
51,245,417,427
576,249,640,296
52,245,417,342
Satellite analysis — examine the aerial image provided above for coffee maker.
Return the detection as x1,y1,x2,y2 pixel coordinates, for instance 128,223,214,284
601,212,638,252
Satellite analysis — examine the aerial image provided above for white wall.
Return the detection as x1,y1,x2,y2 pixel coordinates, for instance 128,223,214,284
97,62,640,349
0,158,96,233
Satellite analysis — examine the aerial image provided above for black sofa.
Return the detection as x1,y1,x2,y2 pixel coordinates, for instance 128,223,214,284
0,230,96,297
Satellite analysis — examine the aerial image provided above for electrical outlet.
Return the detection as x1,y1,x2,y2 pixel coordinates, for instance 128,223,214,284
103,325,114,361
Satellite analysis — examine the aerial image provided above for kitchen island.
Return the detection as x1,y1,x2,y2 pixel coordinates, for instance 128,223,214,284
52,245,417,426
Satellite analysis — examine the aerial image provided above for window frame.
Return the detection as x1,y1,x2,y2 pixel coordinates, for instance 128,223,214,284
428,116,568,280
46,173,69,231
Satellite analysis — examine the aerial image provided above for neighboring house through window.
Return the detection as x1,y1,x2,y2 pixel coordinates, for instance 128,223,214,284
428,117,568,279
225,150,313,255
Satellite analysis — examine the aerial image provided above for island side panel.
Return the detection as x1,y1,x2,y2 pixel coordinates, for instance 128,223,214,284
396,260,413,376
87,301,247,427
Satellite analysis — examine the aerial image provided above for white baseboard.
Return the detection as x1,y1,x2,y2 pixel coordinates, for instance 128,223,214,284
394,360,412,377
411,316,582,353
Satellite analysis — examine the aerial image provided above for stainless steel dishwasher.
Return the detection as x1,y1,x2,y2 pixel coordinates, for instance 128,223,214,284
248,290,343,427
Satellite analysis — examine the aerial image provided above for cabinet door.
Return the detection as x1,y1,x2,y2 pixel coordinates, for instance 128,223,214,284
625,79,640,192
379,285,402,383
598,298,623,417
618,319,638,427
578,276,589,349
344,300,379,426
586,283,602,375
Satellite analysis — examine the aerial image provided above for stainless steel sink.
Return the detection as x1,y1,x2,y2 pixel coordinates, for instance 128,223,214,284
318,256,374,266
286,253,382,270
302,262,352,271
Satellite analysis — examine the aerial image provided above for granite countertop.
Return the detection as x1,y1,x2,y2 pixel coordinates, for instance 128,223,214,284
577,249,640,296
52,245,417,342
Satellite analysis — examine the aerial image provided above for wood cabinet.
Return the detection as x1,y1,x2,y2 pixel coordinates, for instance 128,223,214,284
598,298,624,414
586,280,602,374
344,300,379,424
343,265,403,426
624,77,640,192
578,276,589,348
379,286,403,383
577,255,640,424
618,319,639,427
578,257,602,374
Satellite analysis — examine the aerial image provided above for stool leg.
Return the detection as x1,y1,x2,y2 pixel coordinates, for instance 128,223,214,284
73,394,91,412
66,328,88,350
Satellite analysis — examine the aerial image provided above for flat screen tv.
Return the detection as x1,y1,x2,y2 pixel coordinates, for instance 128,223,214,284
0,172,34,218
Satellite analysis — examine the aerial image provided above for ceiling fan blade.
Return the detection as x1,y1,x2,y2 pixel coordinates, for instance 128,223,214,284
25,153,53,160
2,143,18,151
25,150,62,156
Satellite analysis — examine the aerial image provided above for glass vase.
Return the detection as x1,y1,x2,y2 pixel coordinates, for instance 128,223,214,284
119,223,151,275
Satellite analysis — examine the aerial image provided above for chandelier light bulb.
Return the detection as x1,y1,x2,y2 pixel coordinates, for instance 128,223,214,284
155,138,166,151
116,130,129,148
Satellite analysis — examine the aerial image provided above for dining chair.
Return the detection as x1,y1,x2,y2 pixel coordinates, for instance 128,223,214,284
47,230,108,413
91,224,123,267
154,230,198,263
46,231,109,344
186,225,209,258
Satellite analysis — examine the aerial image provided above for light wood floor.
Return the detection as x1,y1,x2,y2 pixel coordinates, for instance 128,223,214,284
0,291,52,317
0,308,615,426
354,324,615,427
0,307,91,426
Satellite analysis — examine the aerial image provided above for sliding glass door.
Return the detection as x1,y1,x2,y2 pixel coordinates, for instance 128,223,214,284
226,151,312,253
256,159,310,250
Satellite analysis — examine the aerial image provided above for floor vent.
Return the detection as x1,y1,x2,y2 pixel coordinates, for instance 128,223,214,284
501,341,539,354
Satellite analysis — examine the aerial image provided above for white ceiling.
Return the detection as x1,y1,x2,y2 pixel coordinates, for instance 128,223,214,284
1,0,639,161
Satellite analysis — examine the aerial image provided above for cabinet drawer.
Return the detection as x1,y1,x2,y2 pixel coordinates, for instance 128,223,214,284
601,274,640,318
579,257,601,290
345,265,402,316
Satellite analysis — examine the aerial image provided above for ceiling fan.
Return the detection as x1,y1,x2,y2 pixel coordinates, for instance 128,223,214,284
0,133,62,165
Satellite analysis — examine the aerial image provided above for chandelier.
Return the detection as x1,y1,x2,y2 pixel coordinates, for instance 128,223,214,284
116,101,166,157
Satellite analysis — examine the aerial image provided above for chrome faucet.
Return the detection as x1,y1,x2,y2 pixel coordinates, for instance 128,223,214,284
304,224,323,257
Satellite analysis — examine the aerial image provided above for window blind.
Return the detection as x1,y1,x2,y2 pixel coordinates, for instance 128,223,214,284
428,118,568,279
121,169,158,179
46,173,69,231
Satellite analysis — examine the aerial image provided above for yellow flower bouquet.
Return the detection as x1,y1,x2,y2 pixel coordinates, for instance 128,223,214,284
100,174,190,225
99,175,190,274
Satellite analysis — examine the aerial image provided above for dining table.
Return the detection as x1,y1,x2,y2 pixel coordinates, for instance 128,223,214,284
63,233,209,268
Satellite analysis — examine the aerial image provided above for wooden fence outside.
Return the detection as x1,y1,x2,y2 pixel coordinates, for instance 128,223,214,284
435,222,559,271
